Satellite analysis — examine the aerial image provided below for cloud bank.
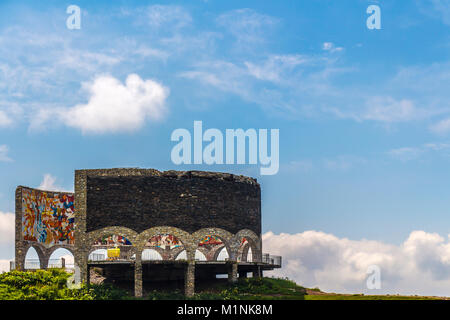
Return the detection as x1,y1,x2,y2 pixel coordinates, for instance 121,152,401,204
0,211,14,246
263,230,450,297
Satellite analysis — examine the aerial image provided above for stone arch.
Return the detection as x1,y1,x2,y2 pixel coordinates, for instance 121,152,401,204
213,245,228,261
86,226,138,260
136,226,195,260
23,244,47,269
191,228,234,261
174,249,187,260
47,245,75,258
47,247,75,268
86,226,138,246
195,249,207,261
231,229,261,262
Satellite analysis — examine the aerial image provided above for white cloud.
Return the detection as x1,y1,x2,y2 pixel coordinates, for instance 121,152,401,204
0,211,14,245
0,145,12,162
37,174,72,192
146,5,192,29
263,230,450,296
0,110,12,127
417,0,450,25
38,174,60,191
60,74,169,134
388,147,423,161
244,55,310,83
0,260,11,273
431,118,450,134
362,97,418,122
388,142,450,161
323,155,366,171
284,160,314,173
322,42,344,53
216,9,278,45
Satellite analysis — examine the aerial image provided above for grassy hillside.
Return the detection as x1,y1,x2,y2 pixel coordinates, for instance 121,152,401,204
0,269,444,300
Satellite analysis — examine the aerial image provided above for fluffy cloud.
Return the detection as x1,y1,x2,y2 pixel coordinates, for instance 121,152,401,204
216,8,279,45
322,42,344,53
388,142,450,161
263,230,450,296
0,145,12,162
0,260,11,273
431,118,450,134
0,211,14,245
38,174,71,192
0,111,12,127
362,97,418,122
60,74,169,134
146,5,192,29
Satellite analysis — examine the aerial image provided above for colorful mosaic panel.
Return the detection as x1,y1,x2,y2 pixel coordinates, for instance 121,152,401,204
22,188,75,245
93,234,132,246
146,234,182,248
198,235,223,246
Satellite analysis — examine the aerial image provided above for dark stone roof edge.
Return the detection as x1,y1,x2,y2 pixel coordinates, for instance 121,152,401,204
76,168,259,185
16,185,74,196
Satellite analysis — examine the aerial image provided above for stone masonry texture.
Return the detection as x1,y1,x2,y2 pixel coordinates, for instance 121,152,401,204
84,169,261,235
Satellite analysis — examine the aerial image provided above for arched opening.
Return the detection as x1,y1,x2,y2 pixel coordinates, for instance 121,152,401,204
195,250,207,261
24,247,40,269
142,249,163,261
237,237,257,262
144,234,185,260
90,234,133,261
175,250,187,260
197,234,231,261
216,247,229,261
88,249,107,261
48,248,74,269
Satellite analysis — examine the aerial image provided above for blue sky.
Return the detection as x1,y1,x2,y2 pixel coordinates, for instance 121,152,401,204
2,0,450,294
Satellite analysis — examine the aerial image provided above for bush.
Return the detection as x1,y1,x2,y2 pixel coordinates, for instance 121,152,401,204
0,270,128,300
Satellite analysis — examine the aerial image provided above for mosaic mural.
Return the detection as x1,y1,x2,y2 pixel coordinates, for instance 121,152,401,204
146,234,182,248
198,235,223,246
22,188,75,245
93,234,132,246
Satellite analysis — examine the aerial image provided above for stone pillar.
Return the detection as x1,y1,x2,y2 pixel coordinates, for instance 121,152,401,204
40,255,49,270
86,264,91,286
252,266,262,278
228,262,238,283
61,257,66,269
76,252,89,284
134,256,143,298
15,187,26,271
185,261,195,297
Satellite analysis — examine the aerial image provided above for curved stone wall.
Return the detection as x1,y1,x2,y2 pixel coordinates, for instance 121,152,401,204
79,168,261,235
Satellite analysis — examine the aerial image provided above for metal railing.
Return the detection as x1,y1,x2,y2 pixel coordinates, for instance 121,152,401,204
261,254,282,267
9,258,74,271
88,253,106,261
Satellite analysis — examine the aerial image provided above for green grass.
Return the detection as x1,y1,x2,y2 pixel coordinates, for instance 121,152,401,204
305,294,441,300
